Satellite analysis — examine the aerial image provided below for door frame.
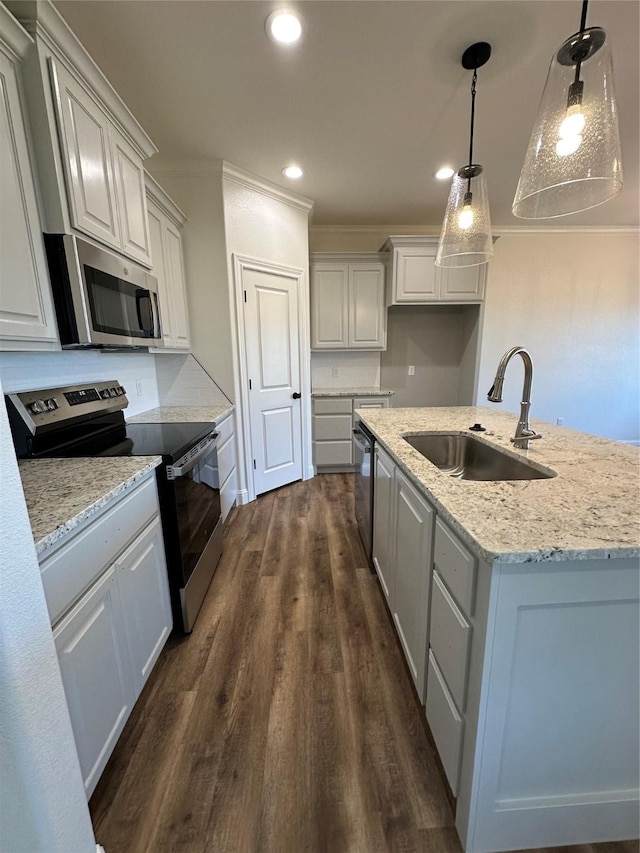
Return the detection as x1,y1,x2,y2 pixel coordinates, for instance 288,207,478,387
232,253,313,504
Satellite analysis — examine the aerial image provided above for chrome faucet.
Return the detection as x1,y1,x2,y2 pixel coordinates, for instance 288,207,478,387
487,346,542,449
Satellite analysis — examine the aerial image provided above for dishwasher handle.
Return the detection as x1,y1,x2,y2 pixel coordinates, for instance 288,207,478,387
352,428,371,454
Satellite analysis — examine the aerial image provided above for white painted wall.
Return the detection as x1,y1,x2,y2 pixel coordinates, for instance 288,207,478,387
310,227,640,443
0,350,160,417
222,166,313,499
147,161,235,401
154,352,231,408
0,378,96,853
477,231,640,443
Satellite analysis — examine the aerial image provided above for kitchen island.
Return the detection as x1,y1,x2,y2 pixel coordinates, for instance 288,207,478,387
357,406,639,853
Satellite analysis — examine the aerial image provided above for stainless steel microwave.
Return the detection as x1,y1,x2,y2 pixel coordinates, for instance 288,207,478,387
44,233,163,349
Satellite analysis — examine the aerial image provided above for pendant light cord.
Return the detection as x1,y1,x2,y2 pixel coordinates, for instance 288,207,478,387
467,68,478,192
574,0,589,83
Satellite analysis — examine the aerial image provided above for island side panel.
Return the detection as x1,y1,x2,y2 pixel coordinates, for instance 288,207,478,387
461,556,639,853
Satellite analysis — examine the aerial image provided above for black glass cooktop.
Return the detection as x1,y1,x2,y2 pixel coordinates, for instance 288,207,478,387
111,422,215,462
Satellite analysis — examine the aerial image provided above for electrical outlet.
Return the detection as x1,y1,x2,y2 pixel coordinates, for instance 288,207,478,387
408,365,415,376
136,380,144,397
331,367,339,378
556,417,564,426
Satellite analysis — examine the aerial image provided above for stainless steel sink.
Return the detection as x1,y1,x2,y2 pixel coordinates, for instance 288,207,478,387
403,432,556,481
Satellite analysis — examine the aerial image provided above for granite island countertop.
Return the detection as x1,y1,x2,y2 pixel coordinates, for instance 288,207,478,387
127,405,233,424
357,406,640,564
19,456,162,556
312,387,394,397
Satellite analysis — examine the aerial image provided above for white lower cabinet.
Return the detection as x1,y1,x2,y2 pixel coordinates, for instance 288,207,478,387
116,517,172,698
313,394,391,471
42,473,172,799
372,446,433,700
53,565,134,798
372,444,395,603
392,469,434,700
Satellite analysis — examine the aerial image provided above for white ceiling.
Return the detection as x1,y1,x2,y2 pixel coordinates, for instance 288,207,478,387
53,0,639,228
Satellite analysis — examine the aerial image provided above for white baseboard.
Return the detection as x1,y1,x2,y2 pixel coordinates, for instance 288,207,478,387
236,488,251,505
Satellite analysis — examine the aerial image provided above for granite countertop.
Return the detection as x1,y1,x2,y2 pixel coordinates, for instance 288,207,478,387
312,387,394,397
127,405,233,424
19,457,162,556
357,406,640,565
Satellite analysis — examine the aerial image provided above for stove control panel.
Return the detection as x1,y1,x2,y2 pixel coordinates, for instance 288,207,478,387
7,381,129,432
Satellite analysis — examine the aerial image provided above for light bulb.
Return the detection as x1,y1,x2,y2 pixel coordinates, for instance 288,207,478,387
458,205,474,230
266,10,303,44
556,88,585,157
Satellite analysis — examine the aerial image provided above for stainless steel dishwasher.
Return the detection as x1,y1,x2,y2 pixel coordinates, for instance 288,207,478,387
353,420,375,567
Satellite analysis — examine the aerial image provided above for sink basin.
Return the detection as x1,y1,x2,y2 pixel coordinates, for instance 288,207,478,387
403,432,556,481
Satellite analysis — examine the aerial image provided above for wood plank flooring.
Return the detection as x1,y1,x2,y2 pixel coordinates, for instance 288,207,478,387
90,475,639,853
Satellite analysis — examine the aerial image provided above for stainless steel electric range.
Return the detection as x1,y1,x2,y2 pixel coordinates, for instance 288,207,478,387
6,380,223,633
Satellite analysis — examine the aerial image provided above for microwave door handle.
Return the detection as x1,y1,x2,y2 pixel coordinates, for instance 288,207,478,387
135,290,153,336
152,292,162,340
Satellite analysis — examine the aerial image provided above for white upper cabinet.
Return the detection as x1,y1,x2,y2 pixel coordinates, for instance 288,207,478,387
0,7,58,350
310,253,386,350
146,172,191,351
382,236,487,305
8,1,156,264
49,58,120,250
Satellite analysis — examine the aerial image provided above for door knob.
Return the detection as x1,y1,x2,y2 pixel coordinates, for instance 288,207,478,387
292,392,301,399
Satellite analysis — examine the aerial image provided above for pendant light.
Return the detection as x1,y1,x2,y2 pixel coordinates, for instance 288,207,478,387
436,42,493,268
512,0,622,218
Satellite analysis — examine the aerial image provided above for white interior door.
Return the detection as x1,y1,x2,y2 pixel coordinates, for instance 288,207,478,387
243,264,303,495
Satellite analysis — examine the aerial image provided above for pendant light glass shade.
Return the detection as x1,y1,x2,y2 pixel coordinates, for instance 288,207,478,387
435,168,493,267
513,27,622,218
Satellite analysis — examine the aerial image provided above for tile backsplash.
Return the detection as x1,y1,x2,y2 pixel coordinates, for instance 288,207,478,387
311,351,381,389
154,353,231,407
0,351,160,417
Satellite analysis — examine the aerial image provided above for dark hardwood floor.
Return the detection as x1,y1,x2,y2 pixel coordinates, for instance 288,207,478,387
90,474,639,853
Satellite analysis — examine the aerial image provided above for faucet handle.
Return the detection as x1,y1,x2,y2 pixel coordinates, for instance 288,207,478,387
510,431,542,448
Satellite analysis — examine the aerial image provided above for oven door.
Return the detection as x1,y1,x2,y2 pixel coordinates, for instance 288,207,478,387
166,435,223,632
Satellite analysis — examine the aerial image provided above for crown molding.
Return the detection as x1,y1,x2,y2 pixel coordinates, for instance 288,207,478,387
310,223,639,236
7,0,157,159
221,162,314,216
0,4,33,61
144,171,187,227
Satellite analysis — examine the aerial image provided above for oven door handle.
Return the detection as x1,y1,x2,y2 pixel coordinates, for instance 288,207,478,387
166,433,219,479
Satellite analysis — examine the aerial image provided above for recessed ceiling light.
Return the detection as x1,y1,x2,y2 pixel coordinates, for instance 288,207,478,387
435,166,456,180
282,165,304,179
266,9,303,45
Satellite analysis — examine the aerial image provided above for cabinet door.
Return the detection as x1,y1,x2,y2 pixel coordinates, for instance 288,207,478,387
393,468,434,701
49,59,120,251
115,517,172,699
437,264,486,302
110,126,151,266
348,263,385,348
0,51,57,347
164,220,190,349
310,264,348,349
393,246,438,303
53,565,134,798
147,198,173,346
372,445,395,605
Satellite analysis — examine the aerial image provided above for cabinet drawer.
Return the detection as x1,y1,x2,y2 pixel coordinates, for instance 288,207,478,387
434,518,477,616
353,396,391,411
430,570,472,711
314,440,353,466
215,411,234,445
41,475,158,625
425,649,464,795
313,397,353,415
313,413,353,440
